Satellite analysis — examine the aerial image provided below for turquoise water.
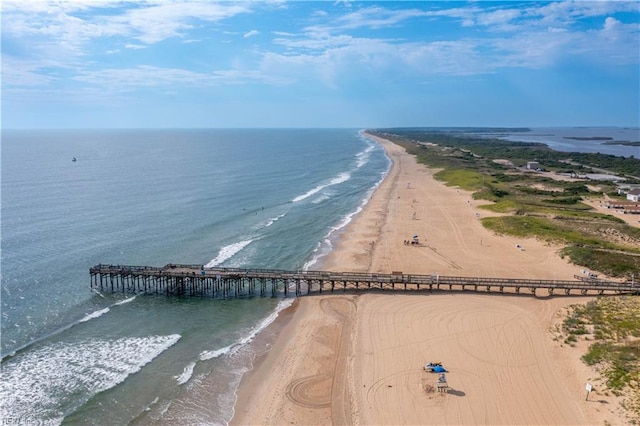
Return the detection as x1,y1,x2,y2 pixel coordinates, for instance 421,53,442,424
1,129,390,424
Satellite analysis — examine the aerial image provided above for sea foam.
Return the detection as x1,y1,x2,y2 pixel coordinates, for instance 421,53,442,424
199,298,294,361
78,307,110,323
355,144,375,168
79,296,136,323
0,335,181,424
114,295,136,306
2,296,141,362
303,165,388,271
205,240,254,268
291,172,351,203
257,211,287,229
302,132,389,269
174,361,196,385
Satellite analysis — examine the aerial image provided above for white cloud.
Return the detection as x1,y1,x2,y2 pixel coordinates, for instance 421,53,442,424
1,0,258,94
265,1,639,83
476,8,522,26
589,17,638,59
109,2,251,44
526,1,639,27
307,6,430,33
125,43,147,50
2,1,252,47
1,0,120,14
337,6,429,29
421,6,482,27
71,65,200,88
402,40,492,75
2,0,638,97
69,65,284,90
273,33,357,51
1,57,57,87
260,36,490,89
604,16,621,32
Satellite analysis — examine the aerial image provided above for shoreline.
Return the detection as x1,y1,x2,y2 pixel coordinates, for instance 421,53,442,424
231,132,623,425
229,298,300,423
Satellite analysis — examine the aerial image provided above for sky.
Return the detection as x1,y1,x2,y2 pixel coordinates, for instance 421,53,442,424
2,1,639,129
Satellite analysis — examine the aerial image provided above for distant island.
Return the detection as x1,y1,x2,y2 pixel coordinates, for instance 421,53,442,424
562,136,640,147
601,141,640,147
563,136,613,141
393,127,532,134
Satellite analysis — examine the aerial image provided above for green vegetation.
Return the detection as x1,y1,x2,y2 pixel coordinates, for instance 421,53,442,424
561,297,640,422
560,247,640,277
371,129,640,279
433,169,485,191
379,128,640,177
482,216,598,243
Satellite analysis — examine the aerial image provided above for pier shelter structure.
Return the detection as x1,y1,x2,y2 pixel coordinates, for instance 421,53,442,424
90,264,639,299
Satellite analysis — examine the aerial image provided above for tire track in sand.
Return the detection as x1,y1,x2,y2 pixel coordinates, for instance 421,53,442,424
283,297,356,424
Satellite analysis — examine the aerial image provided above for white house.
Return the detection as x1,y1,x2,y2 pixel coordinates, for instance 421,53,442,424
526,161,540,170
627,189,640,202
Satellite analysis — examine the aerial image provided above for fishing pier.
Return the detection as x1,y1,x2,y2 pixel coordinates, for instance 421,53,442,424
90,264,639,298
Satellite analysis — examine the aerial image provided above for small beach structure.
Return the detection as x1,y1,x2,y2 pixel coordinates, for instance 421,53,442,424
604,200,640,214
423,362,450,393
424,362,446,373
627,189,640,202
437,373,450,393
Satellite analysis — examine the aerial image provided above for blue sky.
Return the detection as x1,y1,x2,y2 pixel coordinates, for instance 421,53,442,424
2,1,639,128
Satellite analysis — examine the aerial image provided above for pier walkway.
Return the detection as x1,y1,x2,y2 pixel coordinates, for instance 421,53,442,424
90,264,639,298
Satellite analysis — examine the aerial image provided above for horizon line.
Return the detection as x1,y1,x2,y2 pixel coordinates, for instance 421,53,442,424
3,125,639,131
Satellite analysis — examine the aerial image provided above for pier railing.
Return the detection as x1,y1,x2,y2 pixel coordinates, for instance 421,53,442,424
90,264,639,298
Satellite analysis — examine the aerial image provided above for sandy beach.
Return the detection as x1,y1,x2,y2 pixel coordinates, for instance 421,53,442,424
231,133,623,425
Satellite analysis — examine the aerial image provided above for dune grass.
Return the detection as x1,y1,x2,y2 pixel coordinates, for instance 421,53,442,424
562,297,640,422
433,169,485,191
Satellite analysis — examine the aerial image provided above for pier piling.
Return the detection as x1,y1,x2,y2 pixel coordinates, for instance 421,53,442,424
89,264,640,299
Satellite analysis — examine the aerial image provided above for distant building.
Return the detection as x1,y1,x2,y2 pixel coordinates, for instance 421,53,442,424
526,161,540,170
627,188,640,202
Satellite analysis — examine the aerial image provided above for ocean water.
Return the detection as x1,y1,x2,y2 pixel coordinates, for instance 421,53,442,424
0,129,390,424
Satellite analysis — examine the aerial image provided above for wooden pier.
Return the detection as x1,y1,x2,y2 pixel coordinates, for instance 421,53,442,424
90,264,639,298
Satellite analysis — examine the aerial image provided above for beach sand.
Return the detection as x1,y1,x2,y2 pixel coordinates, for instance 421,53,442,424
231,133,622,425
